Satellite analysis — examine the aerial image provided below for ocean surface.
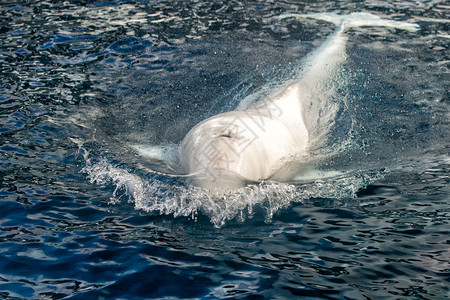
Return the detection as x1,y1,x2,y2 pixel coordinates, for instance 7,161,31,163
1,0,449,299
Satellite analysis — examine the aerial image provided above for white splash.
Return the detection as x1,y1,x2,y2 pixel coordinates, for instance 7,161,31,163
81,151,386,227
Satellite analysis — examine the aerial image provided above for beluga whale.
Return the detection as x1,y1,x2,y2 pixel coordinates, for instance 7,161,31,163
134,12,420,192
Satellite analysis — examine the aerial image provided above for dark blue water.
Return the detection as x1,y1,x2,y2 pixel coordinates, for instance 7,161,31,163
1,0,449,299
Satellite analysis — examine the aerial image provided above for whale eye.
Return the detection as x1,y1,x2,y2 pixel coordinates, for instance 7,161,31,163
217,128,234,138
219,133,233,138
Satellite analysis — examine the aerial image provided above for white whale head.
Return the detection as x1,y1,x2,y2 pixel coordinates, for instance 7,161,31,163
179,105,308,191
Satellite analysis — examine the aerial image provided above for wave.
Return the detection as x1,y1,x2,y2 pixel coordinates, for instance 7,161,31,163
80,146,386,227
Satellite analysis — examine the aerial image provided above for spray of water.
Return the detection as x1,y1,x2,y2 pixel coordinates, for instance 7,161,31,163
80,146,385,227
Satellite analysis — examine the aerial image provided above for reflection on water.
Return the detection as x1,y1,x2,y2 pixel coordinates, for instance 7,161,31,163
0,0,449,298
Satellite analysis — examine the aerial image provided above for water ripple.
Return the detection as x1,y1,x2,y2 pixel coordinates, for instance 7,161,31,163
0,0,448,299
